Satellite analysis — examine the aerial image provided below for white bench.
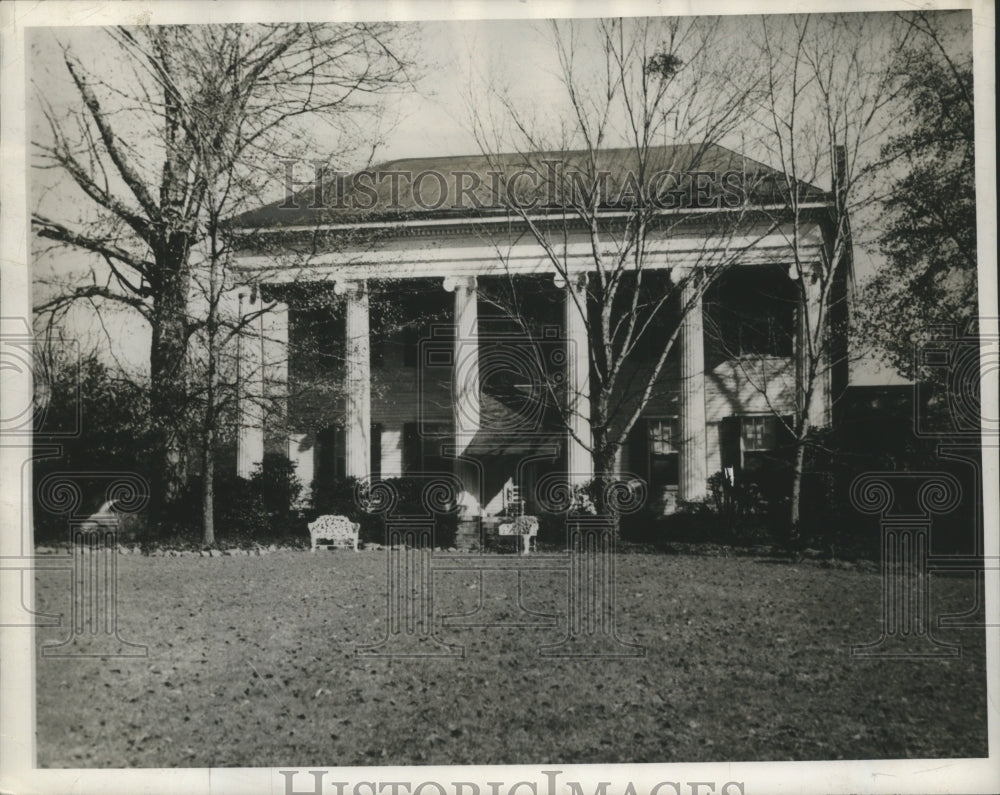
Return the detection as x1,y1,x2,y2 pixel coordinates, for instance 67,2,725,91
308,515,360,552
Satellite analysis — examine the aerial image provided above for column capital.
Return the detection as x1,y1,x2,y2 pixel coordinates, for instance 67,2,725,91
334,279,366,297
443,275,477,292
671,265,705,285
787,262,822,284
554,271,587,291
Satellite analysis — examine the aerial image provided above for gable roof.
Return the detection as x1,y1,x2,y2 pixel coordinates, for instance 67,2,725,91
230,142,829,230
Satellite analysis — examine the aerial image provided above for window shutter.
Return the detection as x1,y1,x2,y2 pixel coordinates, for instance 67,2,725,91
370,423,382,480
402,422,420,473
720,416,742,473
629,419,650,483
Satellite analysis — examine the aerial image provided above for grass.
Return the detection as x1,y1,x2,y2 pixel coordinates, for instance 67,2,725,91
34,549,987,767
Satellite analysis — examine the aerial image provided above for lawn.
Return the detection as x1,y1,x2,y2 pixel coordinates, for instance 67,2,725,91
34,549,987,767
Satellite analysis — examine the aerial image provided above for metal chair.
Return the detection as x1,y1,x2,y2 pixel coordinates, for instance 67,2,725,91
506,483,525,518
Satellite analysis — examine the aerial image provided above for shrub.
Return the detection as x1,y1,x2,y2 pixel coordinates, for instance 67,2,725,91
253,453,303,537
33,352,155,543
156,454,305,546
618,471,784,548
792,422,977,559
214,473,270,543
706,471,783,544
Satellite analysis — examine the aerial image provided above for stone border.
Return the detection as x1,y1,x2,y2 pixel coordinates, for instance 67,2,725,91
31,543,466,556
31,541,879,571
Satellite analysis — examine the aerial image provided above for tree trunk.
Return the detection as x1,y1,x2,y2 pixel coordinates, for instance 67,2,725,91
147,246,192,525
591,432,620,538
202,331,217,547
789,415,810,547
202,425,215,546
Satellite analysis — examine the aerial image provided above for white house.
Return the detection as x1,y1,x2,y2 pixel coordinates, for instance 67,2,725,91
229,144,850,530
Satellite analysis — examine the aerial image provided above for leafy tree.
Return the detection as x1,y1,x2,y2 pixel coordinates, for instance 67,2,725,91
860,15,976,380
33,344,154,540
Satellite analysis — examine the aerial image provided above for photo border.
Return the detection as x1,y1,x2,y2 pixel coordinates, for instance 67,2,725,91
2,1,996,793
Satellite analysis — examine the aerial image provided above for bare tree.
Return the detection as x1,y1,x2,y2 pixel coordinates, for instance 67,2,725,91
733,12,914,537
466,17,773,517
32,23,413,522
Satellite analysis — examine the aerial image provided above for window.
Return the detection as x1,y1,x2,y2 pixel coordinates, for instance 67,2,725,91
704,267,795,361
741,415,776,451
727,414,794,495
722,414,791,484
649,418,679,454
648,417,679,487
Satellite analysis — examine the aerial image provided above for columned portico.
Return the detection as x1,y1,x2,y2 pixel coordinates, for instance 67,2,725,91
556,271,593,485
445,275,482,516
233,144,848,529
336,279,372,480
678,270,708,501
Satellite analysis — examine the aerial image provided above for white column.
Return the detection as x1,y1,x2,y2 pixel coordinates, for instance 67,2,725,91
237,291,265,479
794,263,832,429
337,280,371,480
445,276,481,446
557,271,593,485
444,275,481,516
678,271,708,501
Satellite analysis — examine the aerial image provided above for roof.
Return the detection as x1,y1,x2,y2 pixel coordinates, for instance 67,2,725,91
230,143,829,230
